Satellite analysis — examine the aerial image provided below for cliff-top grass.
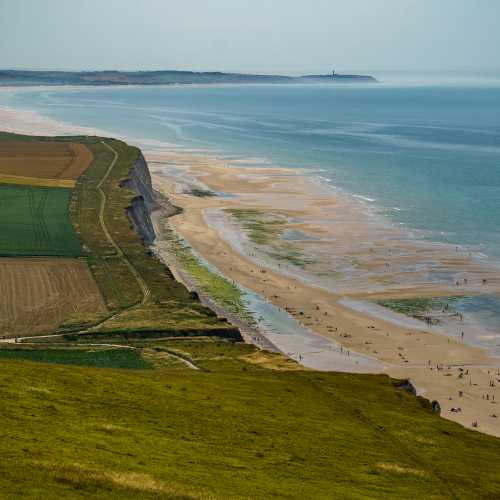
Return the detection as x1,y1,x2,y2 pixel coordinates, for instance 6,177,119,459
1,338,500,499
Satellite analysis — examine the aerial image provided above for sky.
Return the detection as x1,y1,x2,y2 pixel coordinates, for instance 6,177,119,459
1,0,499,74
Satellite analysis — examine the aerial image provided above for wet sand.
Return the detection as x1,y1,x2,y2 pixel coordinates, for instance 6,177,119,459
148,148,500,437
2,104,500,437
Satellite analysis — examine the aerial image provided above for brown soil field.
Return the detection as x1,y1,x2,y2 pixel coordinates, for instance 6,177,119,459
0,258,108,338
0,139,93,183
0,174,75,188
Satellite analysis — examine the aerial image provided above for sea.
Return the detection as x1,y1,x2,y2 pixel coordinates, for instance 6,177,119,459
1,77,500,339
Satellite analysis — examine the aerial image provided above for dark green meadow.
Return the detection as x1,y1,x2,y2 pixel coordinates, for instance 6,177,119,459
0,184,81,256
1,339,500,499
0,347,149,369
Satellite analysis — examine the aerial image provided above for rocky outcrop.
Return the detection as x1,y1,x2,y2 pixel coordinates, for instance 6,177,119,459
118,149,243,341
398,379,417,396
121,153,156,244
396,379,441,416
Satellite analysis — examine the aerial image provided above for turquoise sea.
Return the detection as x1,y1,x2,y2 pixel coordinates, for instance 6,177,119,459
1,80,500,339
2,82,500,256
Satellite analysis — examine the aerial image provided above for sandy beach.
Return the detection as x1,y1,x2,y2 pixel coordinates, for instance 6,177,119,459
2,103,500,437
147,148,500,437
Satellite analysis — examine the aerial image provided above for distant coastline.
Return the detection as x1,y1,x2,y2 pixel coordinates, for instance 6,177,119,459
0,69,377,87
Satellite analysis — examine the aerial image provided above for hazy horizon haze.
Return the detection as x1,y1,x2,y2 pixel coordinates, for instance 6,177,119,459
1,0,499,75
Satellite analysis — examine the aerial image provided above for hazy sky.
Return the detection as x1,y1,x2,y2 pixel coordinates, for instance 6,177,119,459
1,0,499,74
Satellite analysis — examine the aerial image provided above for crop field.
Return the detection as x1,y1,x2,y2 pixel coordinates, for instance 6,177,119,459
0,184,81,256
69,138,238,338
0,133,234,338
0,258,107,337
0,138,92,186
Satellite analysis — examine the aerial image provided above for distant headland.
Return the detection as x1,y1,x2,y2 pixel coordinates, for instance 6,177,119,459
0,69,377,87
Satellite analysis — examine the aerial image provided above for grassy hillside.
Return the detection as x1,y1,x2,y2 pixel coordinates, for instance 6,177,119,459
1,131,499,499
0,184,81,256
0,132,236,339
0,339,499,499
69,137,238,337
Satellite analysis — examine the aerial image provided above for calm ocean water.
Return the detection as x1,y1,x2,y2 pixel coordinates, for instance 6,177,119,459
2,82,500,258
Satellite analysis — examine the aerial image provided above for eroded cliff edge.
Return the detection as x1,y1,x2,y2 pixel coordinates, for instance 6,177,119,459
121,152,157,244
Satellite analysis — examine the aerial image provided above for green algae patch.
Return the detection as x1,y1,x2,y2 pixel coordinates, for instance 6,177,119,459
226,208,310,268
377,297,462,321
226,208,287,245
162,225,255,325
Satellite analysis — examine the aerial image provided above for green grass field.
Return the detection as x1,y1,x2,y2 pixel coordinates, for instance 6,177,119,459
1,339,500,499
0,184,81,256
0,347,150,369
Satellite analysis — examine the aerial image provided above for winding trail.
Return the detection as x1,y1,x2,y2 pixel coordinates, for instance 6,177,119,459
99,140,151,305
0,140,152,346
165,351,200,370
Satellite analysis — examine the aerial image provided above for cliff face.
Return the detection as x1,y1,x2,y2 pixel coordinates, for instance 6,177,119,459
121,153,156,244
120,152,242,339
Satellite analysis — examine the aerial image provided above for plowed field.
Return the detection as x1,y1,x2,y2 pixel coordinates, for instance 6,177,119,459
0,258,107,337
0,139,92,186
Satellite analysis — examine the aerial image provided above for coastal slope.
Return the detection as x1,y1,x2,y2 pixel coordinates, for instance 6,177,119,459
0,122,499,499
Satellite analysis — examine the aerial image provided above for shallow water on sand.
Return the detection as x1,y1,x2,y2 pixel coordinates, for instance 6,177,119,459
1,81,500,348
2,83,500,258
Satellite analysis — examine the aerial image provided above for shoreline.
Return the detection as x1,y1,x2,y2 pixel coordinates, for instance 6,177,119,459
1,103,500,437
151,200,384,374
147,148,500,437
